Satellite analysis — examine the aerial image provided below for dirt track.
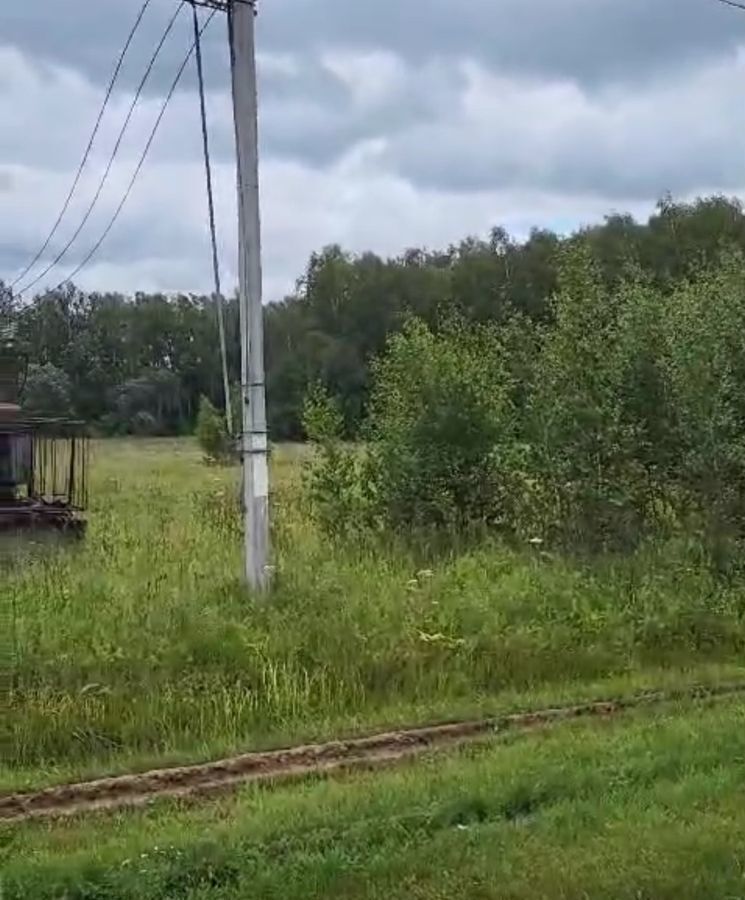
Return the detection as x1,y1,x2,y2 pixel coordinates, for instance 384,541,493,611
3,681,745,824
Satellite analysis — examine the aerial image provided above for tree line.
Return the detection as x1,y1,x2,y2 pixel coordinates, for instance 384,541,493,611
2,194,745,438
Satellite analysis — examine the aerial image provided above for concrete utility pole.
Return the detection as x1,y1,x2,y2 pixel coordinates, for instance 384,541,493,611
228,0,271,591
183,0,270,590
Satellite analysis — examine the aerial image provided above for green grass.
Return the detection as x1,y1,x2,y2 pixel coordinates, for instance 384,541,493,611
5,697,745,899
5,438,745,791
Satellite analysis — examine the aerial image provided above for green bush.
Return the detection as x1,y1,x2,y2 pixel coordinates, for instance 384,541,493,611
196,396,232,464
365,319,516,530
130,410,160,437
22,363,73,417
661,252,745,535
112,369,184,435
302,383,372,538
303,320,519,536
521,246,653,549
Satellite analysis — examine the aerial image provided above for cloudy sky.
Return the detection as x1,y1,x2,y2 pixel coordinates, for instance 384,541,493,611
1,0,744,301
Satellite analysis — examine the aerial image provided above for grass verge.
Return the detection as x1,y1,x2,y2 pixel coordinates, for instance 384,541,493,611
4,697,745,899
6,439,745,791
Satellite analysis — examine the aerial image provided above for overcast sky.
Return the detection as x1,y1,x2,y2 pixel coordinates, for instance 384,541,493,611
1,0,744,300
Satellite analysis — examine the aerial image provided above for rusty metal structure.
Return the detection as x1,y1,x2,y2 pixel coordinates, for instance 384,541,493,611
0,330,89,535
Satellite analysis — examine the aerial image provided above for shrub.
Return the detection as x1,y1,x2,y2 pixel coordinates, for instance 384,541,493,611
130,410,160,437
112,369,184,435
196,396,232,464
22,363,73,417
365,318,516,531
660,252,745,535
302,383,372,538
304,320,519,537
522,245,653,549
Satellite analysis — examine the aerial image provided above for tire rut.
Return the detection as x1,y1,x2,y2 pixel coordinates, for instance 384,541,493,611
3,681,745,824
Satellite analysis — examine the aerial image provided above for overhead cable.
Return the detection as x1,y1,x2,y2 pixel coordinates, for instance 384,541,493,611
713,0,745,11
45,10,219,294
16,1,188,297
9,0,155,290
191,1,233,433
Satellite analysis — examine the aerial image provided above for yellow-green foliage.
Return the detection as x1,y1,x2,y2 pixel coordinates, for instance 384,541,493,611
195,396,231,462
306,250,745,553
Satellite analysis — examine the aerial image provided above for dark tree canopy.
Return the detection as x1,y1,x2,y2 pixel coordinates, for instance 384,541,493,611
3,195,744,438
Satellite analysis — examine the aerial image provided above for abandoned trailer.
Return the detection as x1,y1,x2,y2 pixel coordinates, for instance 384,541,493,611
0,343,89,535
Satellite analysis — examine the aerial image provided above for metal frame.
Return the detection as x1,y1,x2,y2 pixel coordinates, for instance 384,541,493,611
0,421,89,533
0,417,86,436
189,0,255,10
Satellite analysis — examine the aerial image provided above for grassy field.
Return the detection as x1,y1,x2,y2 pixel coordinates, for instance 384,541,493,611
5,696,745,899
5,438,745,794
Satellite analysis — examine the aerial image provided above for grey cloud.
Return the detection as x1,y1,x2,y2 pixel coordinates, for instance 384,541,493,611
1,1,229,95
6,0,745,186
4,4,745,212
0,44,211,175
4,0,745,299
0,243,29,276
368,50,745,200
261,0,745,88
4,0,745,91
257,54,466,167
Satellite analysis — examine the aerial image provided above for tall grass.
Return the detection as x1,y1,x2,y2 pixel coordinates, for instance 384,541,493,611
5,439,745,786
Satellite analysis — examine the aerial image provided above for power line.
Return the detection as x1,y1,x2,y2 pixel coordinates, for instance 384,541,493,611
15,2,187,298
191,1,234,434
45,9,219,294
713,0,745,10
9,0,154,289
